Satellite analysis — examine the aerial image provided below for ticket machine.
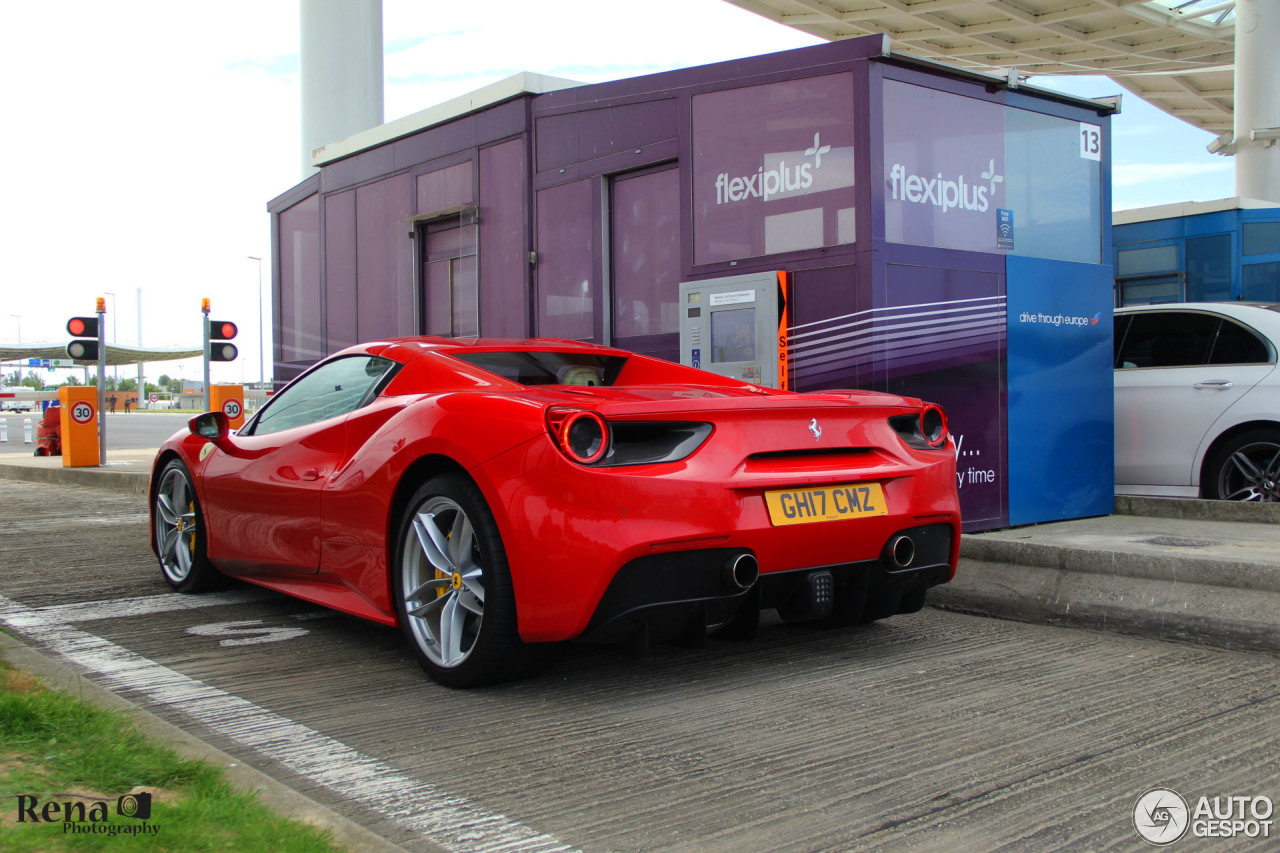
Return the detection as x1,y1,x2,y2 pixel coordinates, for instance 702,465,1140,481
678,271,789,389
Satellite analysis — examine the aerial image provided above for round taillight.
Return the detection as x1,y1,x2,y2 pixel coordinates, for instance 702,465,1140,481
920,404,948,448
548,408,609,464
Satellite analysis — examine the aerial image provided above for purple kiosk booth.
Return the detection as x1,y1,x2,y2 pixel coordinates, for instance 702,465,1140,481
269,35,1116,532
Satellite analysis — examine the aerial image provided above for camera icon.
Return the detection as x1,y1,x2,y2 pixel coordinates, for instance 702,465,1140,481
116,793,152,820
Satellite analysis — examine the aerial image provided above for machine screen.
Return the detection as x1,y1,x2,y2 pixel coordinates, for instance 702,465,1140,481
711,308,755,363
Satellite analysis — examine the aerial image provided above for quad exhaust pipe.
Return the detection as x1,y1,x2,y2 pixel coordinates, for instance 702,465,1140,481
888,534,915,568
724,553,759,589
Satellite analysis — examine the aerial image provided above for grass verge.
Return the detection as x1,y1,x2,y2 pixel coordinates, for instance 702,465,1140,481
0,657,342,852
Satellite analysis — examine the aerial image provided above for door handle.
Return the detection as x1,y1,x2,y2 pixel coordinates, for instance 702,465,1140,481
1193,380,1233,390
301,468,320,481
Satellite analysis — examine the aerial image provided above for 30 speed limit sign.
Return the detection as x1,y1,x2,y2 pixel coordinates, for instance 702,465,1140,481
222,399,242,419
70,401,95,424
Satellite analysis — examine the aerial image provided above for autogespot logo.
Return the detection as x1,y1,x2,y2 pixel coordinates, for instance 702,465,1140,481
1134,788,1190,845
888,158,1003,214
714,132,831,205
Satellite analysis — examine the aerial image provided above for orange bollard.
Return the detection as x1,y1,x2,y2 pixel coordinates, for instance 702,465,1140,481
58,386,100,467
209,385,246,430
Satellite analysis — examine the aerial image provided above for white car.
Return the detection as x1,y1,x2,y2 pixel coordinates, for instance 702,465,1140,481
1114,302,1280,501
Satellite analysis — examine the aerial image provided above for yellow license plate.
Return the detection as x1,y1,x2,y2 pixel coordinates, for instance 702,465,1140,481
764,483,888,526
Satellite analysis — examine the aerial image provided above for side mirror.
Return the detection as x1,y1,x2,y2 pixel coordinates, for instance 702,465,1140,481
189,411,230,442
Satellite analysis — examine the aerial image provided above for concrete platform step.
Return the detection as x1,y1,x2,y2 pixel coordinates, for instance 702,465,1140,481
932,500,1280,656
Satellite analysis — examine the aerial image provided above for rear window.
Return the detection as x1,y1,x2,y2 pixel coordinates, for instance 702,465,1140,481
451,351,627,386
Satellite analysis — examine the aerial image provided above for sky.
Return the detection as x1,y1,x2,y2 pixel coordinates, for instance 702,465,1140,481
0,0,1237,386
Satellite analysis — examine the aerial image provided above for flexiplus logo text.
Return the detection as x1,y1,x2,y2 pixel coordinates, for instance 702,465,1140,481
888,158,1004,214
714,132,833,205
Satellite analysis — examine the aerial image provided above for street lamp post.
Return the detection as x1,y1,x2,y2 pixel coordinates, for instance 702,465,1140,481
104,291,118,387
137,287,144,410
248,256,265,387
8,315,20,385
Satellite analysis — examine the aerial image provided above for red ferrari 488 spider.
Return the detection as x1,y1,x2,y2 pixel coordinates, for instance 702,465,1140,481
150,338,960,686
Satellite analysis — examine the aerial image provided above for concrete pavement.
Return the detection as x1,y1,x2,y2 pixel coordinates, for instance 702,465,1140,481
0,455,1277,851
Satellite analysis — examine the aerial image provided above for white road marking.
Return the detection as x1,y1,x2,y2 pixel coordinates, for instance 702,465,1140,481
1,513,151,534
2,589,272,628
187,619,310,647
0,593,578,853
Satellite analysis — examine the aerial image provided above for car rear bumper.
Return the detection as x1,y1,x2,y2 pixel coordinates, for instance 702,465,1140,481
578,523,954,646
479,439,960,643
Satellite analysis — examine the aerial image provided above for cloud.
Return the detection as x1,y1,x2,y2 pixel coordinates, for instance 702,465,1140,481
225,55,299,76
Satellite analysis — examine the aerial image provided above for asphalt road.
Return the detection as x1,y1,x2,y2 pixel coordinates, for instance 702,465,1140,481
1,477,1277,852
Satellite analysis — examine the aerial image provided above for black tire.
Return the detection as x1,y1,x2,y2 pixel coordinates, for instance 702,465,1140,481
153,458,228,592
1203,428,1280,502
392,473,528,687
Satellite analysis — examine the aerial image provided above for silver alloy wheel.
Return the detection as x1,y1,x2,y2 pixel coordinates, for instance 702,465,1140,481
401,496,486,668
155,467,199,582
1217,440,1280,502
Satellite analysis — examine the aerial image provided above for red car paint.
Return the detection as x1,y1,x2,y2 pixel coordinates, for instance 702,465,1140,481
150,338,960,644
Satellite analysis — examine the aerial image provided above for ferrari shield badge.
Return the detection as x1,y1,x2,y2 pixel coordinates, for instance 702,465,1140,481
199,442,215,462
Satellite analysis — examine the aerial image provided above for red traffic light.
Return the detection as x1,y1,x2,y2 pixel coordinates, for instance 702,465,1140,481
67,316,99,337
210,320,238,340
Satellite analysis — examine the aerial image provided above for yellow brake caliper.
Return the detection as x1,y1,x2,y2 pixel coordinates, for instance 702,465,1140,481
435,528,450,599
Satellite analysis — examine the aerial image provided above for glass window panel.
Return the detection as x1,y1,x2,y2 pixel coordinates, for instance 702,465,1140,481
452,255,478,338
252,356,393,435
1210,319,1270,365
764,208,824,255
711,308,756,362
1243,262,1280,302
692,73,856,265
1117,245,1179,276
425,261,452,337
1119,277,1181,305
1003,106,1103,264
612,168,680,339
1117,312,1217,368
1186,234,1232,301
1242,222,1280,256
426,226,462,260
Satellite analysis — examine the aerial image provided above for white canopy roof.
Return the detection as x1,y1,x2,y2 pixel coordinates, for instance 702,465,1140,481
726,0,1237,133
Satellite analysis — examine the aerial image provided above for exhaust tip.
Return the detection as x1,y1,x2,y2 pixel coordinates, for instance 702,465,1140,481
889,535,915,569
724,553,759,589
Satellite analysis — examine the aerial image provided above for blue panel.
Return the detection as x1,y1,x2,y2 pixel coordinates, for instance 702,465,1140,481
1006,256,1114,525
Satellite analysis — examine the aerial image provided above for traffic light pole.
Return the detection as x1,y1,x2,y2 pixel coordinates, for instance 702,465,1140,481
202,302,211,412
97,299,106,465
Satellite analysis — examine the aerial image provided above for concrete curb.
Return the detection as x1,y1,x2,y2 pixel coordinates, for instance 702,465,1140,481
0,631,410,853
932,507,1280,656
931,559,1280,656
1116,494,1280,523
0,462,149,495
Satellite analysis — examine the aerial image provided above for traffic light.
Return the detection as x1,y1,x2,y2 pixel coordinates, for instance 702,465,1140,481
209,319,238,362
66,317,100,361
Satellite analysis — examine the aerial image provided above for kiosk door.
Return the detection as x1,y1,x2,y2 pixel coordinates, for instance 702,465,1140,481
679,271,789,388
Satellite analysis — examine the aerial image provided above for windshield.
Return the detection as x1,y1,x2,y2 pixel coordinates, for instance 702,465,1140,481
450,351,626,387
